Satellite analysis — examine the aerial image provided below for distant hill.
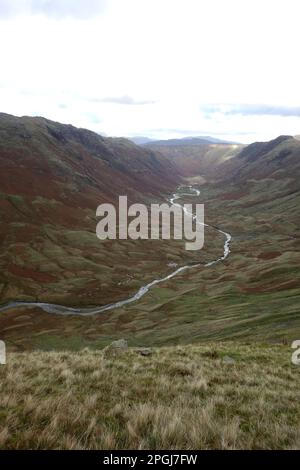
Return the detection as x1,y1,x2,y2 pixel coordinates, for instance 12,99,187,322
145,142,243,178
144,136,239,146
129,136,154,145
143,136,242,177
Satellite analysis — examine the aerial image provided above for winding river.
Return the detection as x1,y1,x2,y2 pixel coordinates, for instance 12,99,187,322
0,186,231,316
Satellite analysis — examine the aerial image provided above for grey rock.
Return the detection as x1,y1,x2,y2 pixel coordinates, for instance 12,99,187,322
103,339,128,357
135,347,153,357
111,339,128,349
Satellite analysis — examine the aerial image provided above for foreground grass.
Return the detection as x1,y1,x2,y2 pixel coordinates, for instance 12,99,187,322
0,342,299,449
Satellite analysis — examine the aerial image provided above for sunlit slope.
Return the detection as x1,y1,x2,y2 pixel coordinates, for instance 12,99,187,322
146,142,243,178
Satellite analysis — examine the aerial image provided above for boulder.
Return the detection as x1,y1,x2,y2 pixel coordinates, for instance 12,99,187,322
135,347,153,357
103,339,128,358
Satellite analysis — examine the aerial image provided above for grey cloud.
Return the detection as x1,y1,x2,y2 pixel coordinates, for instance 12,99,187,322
0,0,107,19
201,104,300,117
95,95,157,106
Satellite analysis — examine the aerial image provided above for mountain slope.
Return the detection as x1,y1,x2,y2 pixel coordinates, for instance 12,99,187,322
0,113,181,307
216,135,300,182
0,113,179,204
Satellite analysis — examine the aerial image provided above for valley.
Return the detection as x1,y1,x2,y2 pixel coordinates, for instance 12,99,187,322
0,116,299,351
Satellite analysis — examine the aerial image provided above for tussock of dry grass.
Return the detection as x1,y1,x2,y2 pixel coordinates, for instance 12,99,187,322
0,342,299,449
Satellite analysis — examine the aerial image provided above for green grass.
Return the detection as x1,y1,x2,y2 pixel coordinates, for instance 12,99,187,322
0,342,299,449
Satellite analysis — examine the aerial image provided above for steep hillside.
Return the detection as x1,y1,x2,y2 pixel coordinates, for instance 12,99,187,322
0,113,179,204
0,113,181,307
217,135,300,183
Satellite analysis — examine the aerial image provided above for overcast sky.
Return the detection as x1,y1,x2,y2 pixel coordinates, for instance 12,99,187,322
0,0,299,143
